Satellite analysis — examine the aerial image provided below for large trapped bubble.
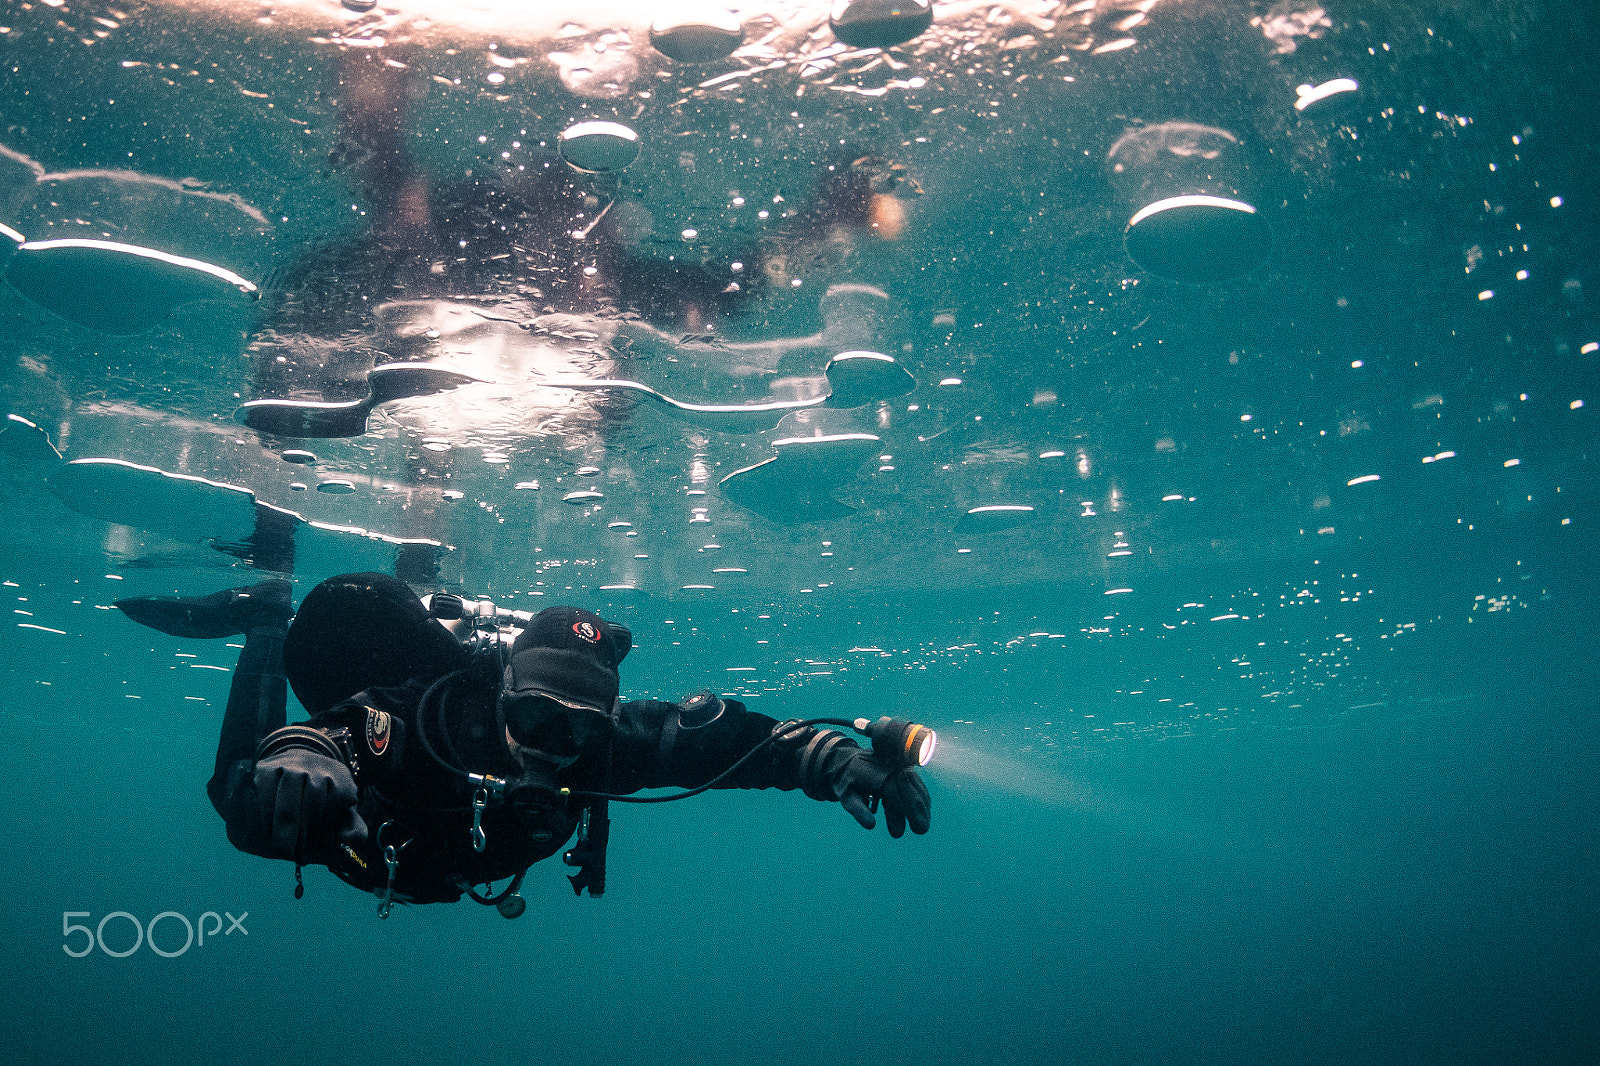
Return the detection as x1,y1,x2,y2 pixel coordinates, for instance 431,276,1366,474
719,433,881,524
534,374,826,433
823,351,917,409
50,458,447,573
829,0,934,49
3,238,258,334
650,9,743,63
51,458,261,542
1107,122,1270,283
236,363,487,439
559,121,642,174
1124,196,1270,283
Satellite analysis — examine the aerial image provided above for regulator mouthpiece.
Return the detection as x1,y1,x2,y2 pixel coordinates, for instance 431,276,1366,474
855,715,937,768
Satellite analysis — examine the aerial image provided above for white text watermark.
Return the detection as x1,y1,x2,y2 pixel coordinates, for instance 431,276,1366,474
63,911,248,957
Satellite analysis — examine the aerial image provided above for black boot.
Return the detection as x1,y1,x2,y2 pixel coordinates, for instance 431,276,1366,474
116,580,293,638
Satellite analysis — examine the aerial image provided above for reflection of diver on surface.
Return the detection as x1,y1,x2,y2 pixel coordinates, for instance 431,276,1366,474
115,574,931,915
250,49,915,425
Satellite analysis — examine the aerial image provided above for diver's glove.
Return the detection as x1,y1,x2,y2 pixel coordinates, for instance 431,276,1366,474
837,752,931,837
786,726,932,837
248,728,368,864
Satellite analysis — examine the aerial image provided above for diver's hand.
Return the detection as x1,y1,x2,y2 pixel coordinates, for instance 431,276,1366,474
832,751,932,838
250,748,369,864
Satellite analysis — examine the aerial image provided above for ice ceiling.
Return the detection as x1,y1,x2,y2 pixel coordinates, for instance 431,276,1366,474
0,0,1591,627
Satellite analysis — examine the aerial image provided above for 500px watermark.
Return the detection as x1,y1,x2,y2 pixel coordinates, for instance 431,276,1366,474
63,911,248,958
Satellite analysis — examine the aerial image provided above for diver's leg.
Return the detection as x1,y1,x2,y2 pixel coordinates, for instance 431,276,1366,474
205,620,289,819
109,579,295,820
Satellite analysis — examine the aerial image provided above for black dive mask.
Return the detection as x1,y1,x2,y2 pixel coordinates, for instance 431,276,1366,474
502,690,617,764
498,604,626,766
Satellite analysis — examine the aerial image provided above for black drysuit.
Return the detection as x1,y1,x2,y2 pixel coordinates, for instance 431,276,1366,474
205,573,818,907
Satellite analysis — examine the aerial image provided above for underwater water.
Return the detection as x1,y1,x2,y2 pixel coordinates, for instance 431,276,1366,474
1,0,1597,1062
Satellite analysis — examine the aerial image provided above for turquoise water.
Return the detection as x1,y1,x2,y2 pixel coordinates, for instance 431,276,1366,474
2,1,1597,1063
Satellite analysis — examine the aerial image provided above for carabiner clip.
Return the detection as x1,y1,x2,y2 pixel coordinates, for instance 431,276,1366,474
471,787,489,853
376,821,410,920
466,773,505,854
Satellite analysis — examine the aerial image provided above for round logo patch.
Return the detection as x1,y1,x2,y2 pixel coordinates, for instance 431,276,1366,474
572,620,600,644
365,708,391,756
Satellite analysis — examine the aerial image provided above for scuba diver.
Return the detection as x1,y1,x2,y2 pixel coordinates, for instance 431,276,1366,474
115,573,931,917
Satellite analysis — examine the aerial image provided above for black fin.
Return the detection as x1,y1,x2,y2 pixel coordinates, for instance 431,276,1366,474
115,580,292,638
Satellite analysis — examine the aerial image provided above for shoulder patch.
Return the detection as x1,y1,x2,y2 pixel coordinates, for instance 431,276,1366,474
364,708,392,756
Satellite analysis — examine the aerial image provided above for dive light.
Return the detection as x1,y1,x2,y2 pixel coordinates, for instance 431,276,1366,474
855,715,937,768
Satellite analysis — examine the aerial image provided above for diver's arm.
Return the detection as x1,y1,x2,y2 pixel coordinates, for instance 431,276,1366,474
608,695,794,791
607,694,930,836
218,688,412,865
219,724,369,865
